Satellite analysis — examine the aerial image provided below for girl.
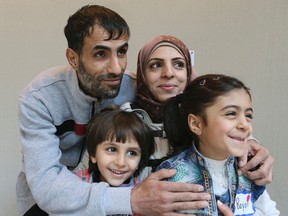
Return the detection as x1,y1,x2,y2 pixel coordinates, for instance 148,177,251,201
157,74,279,215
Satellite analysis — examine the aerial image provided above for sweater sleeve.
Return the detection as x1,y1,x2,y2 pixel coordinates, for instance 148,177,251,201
114,72,136,106
18,97,133,215
253,190,280,215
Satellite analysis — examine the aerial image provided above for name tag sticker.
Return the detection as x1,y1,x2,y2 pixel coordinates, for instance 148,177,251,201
234,192,255,216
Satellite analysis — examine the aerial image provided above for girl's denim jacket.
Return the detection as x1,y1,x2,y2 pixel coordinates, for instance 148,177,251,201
156,144,265,216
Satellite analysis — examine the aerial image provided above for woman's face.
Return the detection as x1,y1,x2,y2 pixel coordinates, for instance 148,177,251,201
144,46,188,102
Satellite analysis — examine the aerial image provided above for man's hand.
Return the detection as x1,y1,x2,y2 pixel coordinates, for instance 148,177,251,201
238,140,273,186
131,169,211,216
217,200,234,216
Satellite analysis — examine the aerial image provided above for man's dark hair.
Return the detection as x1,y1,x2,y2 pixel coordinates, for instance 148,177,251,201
64,5,130,54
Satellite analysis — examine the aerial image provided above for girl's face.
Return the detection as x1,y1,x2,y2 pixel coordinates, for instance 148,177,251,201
191,89,253,160
145,46,188,102
91,136,141,186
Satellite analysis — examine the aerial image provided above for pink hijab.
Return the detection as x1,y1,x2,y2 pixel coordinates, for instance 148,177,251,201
136,35,194,123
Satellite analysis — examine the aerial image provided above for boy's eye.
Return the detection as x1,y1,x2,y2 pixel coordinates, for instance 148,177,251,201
128,151,138,157
106,147,116,152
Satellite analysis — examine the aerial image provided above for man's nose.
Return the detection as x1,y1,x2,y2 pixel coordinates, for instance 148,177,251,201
107,55,123,75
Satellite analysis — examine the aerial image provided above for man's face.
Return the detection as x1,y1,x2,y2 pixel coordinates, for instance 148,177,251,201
76,26,129,99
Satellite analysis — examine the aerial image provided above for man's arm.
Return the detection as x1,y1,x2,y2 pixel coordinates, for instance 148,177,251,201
131,169,211,216
18,98,132,215
238,140,273,186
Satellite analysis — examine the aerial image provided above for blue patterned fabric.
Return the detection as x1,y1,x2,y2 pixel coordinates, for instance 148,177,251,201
156,144,265,216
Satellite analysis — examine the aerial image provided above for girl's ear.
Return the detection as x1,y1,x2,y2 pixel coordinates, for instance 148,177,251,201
188,114,203,135
66,48,79,70
90,155,97,164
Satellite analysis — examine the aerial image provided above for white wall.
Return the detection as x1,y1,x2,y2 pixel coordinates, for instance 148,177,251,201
1,0,287,215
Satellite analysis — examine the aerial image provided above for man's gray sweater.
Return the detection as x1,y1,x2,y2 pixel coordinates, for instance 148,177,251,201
16,65,136,215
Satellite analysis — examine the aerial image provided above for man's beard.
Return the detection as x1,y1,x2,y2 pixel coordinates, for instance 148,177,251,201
77,61,122,99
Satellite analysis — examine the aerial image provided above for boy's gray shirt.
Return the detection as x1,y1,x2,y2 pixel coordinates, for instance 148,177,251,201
16,65,136,215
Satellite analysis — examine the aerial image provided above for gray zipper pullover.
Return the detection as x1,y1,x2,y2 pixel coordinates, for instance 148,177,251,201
16,65,136,215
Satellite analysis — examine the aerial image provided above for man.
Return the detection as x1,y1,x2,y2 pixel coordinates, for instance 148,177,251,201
16,4,273,216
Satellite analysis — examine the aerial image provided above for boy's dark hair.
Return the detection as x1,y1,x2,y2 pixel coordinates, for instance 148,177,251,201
86,108,155,179
64,5,130,54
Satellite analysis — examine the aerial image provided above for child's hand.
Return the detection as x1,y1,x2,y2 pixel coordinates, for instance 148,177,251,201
217,200,234,216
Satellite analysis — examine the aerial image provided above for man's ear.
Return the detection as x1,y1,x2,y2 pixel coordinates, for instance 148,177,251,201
188,114,202,135
66,48,79,70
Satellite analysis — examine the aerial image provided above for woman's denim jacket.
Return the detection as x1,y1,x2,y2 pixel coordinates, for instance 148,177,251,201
156,144,265,216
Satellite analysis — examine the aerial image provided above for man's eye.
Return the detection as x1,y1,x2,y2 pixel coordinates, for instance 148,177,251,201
94,51,105,58
118,48,127,57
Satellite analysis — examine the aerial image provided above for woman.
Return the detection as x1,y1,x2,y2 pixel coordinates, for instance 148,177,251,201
121,35,196,179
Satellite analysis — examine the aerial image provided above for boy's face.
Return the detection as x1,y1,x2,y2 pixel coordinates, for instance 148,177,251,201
193,89,253,160
91,137,141,186
72,25,129,99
